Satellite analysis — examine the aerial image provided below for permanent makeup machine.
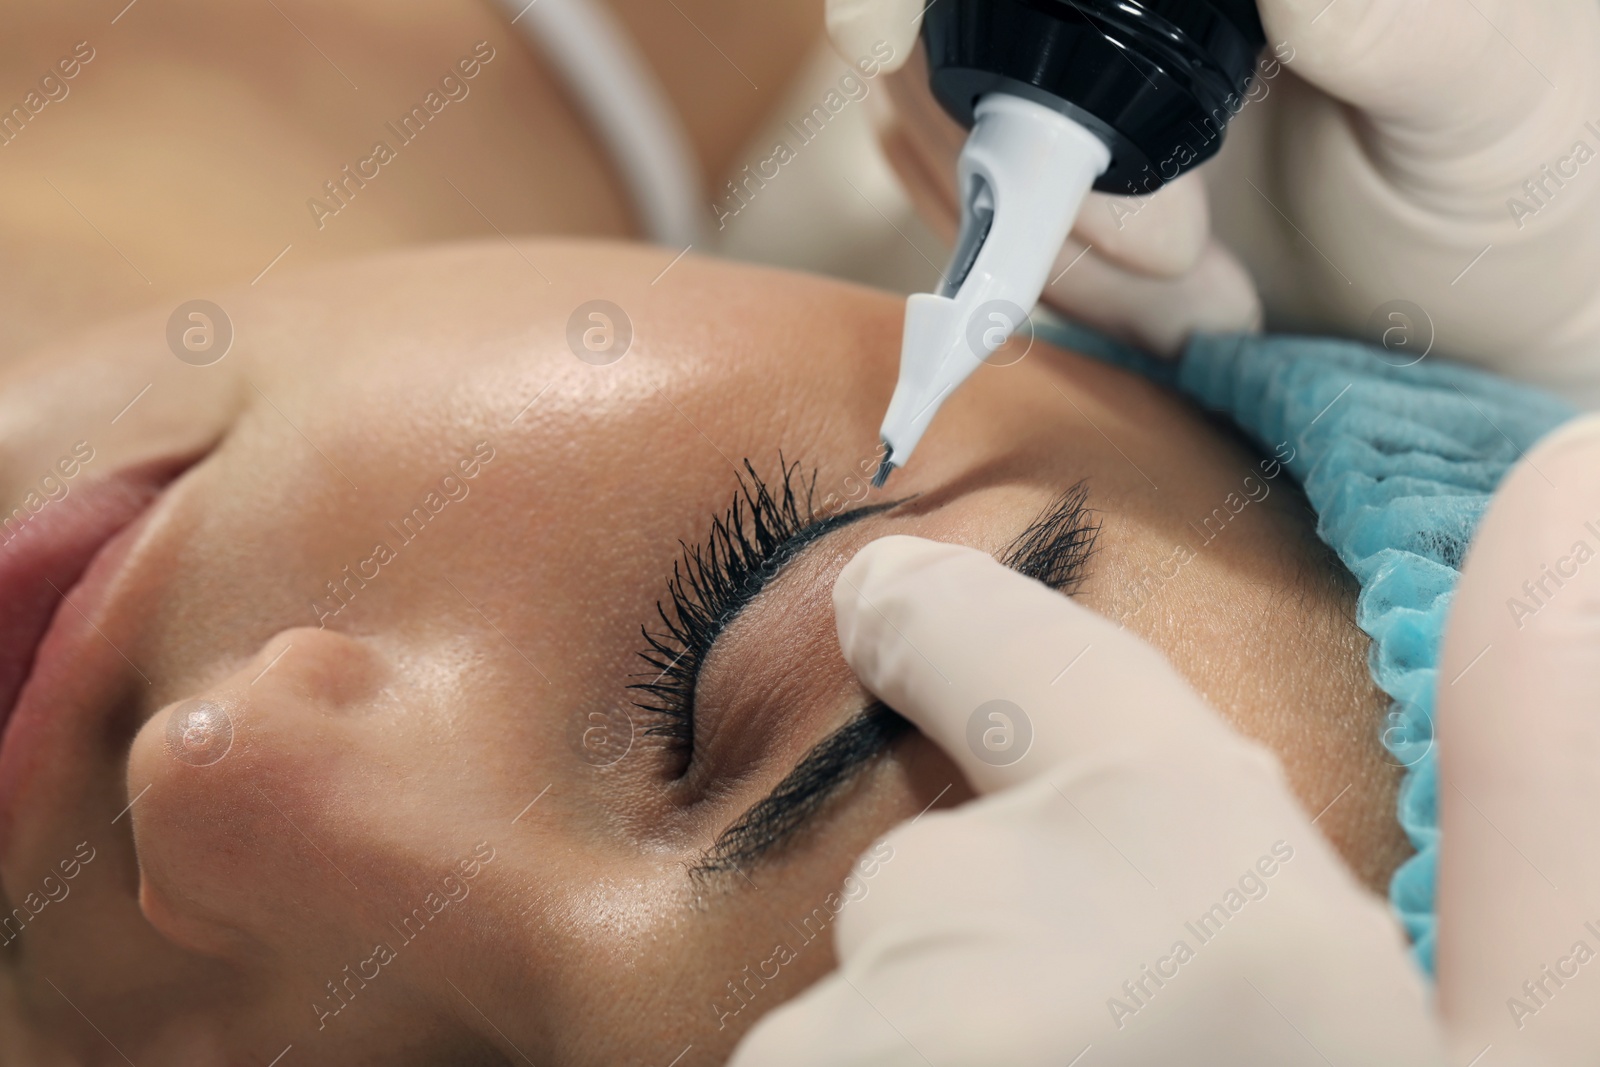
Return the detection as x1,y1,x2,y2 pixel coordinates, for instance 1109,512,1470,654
874,0,1267,486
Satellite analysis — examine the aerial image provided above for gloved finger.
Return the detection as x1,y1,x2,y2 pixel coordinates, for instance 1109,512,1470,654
825,0,923,72
1073,171,1210,279
1041,237,1262,358
1259,0,1577,135
1435,414,1600,1062
745,536,1446,1064
732,768,1444,1067
880,59,1212,280
832,535,1252,795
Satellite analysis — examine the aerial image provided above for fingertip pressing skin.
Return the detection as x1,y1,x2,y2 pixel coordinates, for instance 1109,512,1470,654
833,535,1251,795
774,534,1448,1067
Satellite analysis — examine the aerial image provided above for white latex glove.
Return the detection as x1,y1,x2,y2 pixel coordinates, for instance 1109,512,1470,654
828,0,1261,356
1205,0,1600,400
829,0,1600,394
1436,413,1600,1065
729,534,1444,1066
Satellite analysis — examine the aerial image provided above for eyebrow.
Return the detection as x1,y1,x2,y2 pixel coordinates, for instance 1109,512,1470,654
691,482,1098,881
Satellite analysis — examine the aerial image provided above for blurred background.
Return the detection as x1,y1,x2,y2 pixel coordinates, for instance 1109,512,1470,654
0,0,944,362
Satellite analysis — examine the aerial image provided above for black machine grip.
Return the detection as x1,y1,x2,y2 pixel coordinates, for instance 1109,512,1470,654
922,0,1267,195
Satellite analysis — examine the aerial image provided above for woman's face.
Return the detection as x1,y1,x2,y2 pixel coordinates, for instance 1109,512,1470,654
0,242,1405,1065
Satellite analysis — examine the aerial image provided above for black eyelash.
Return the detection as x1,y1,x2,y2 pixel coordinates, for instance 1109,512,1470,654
1000,481,1099,594
690,483,1101,878
629,458,819,759
630,471,1095,791
694,701,911,877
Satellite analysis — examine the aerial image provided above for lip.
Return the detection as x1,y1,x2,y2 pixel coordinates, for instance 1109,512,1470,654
0,460,190,845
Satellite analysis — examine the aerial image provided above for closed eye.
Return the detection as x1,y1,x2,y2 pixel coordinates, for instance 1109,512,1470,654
691,482,1100,879
628,458,901,777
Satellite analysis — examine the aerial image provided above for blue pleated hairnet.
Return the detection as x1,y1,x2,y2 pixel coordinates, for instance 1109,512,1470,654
1035,318,1577,974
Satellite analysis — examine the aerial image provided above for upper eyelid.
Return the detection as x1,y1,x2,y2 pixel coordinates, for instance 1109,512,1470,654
696,484,1099,877
767,501,901,575
629,462,905,765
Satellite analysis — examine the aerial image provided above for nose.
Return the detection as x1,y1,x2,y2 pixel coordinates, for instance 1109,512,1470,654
145,625,389,761
124,627,391,955
239,625,389,711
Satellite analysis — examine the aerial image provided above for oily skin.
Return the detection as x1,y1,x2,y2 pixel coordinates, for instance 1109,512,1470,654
0,242,1405,1065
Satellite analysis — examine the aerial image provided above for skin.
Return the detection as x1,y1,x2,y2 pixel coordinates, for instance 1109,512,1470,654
0,241,1410,1065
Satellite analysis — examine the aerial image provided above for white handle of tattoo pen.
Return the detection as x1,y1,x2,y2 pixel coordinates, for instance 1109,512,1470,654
873,94,1109,486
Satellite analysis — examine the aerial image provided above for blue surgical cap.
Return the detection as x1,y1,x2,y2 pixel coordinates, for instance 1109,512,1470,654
1036,318,1577,974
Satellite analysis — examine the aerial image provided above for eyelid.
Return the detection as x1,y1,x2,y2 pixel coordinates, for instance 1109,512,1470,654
672,502,904,785
692,702,909,879
628,459,905,775
693,484,1099,876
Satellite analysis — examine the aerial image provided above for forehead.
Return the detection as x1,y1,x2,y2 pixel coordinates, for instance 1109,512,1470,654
301,242,903,487
131,246,909,682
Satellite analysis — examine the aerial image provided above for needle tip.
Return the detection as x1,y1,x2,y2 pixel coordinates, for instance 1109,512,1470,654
871,446,894,489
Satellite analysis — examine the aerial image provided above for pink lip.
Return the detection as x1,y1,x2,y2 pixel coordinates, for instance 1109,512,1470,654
0,461,189,846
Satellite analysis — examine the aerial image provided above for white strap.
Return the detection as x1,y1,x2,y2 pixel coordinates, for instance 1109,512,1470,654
493,0,706,246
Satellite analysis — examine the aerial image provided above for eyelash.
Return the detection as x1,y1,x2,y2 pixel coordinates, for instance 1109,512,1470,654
693,483,1100,874
629,467,1098,787
629,459,819,769
1000,480,1099,594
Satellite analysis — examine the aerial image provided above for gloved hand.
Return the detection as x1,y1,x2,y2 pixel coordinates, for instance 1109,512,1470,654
1435,413,1600,1064
729,415,1600,1065
828,0,1600,397
827,0,1262,357
728,533,1445,1066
